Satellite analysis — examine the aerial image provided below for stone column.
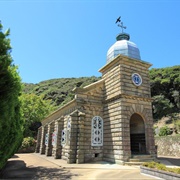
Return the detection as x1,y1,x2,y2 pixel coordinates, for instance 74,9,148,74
67,110,79,164
35,126,42,153
40,124,48,154
45,121,55,156
76,112,85,164
53,117,64,159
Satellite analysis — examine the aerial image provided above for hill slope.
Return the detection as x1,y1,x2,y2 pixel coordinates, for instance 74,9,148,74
23,76,101,107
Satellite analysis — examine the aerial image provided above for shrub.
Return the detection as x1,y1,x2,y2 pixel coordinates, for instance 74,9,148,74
21,137,36,149
175,120,180,133
159,126,171,136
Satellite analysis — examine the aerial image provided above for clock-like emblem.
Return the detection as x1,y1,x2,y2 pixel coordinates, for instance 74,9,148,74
132,73,142,86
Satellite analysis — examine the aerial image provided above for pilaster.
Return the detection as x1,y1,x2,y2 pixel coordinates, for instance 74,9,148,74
35,126,42,153
40,124,48,154
45,121,55,156
67,110,79,163
76,112,85,164
52,117,64,159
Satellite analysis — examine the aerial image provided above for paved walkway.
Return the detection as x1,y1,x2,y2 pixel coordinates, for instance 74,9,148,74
0,153,179,179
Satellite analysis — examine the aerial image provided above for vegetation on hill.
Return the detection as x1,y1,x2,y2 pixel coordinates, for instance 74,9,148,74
150,65,180,120
150,66,180,135
23,76,101,107
0,23,23,168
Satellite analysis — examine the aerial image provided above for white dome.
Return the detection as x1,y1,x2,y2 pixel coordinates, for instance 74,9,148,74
107,33,141,63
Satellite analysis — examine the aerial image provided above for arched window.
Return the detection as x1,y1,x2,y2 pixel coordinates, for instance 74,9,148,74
61,129,66,146
91,116,103,146
45,133,49,146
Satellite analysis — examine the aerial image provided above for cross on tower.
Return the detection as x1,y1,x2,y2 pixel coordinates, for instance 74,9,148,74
118,22,126,33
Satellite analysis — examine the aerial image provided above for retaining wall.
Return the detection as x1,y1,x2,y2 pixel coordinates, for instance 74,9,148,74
155,136,180,157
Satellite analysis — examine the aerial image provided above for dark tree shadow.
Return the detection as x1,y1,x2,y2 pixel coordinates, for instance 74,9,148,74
32,166,77,180
0,160,79,179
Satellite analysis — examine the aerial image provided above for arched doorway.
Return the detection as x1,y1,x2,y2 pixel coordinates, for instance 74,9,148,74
130,113,146,154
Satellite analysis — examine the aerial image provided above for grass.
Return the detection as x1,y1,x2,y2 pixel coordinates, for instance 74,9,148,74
142,161,180,174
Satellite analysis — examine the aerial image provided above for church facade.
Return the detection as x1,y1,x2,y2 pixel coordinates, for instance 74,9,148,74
35,25,156,164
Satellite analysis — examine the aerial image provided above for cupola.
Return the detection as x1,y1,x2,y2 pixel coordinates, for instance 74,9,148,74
107,19,141,64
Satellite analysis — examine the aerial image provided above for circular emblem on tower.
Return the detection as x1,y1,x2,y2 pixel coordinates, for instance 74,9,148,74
132,73,142,86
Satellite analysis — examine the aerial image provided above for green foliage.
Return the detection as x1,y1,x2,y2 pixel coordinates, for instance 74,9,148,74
23,76,101,108
0,22,23,169
150,66,180,119
20,93,55,137
142,161,180,174
152,95,174,119
159,126,171,136
21,137,36,149
175,120,180,133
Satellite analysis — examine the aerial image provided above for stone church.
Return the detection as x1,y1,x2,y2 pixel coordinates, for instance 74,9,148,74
35,20,156,164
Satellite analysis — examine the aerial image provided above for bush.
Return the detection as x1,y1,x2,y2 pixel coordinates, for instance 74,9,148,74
159,126,171,136
142,161,180,174
175,120,180,133
21,137,36,149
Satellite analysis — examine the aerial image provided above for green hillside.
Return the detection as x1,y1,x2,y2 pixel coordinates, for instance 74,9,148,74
23,76,101,107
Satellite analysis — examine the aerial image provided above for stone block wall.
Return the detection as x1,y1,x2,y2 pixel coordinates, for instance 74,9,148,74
82,105,103,162
155,136,180,157
45,121,55,156
103,99,126,164
74,83,104,163
118,59,151,98
39,125,48,154
52,117,64,159
100,56,152,101
35,127,42,153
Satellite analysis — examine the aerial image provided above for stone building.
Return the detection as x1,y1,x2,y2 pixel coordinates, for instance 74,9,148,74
35,23,156,164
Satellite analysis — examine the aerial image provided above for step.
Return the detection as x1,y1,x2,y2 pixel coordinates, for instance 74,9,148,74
132,155,152,159
125,162,145,166
129,158,154,162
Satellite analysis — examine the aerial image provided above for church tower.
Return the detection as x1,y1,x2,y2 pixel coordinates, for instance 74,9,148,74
99,18,156,164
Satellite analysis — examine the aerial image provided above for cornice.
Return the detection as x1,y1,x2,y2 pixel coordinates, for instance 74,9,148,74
99,54,152,74
104,93,153,104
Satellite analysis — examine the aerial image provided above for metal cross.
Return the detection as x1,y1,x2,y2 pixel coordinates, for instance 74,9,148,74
118,22,126,33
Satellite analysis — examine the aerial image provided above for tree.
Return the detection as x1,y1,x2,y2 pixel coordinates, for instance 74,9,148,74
0,22,23,169
152,95,174,120
150,66,180,119
150,66,180,98
20,93,55,137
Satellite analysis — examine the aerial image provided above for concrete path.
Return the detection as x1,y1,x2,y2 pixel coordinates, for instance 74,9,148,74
1,153,178,179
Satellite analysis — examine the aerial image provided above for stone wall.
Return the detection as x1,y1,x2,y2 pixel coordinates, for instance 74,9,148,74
155,136,180,157
77,90,104,163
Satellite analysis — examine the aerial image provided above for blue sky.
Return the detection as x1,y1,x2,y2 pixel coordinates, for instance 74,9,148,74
1,0,180,83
